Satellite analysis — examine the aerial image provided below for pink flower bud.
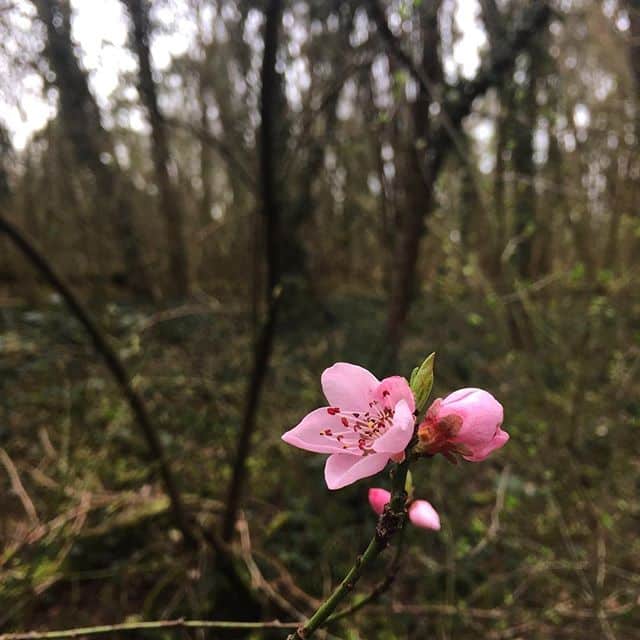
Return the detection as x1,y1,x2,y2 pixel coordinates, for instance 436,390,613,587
368,488,391,515
408,500,441,530
418,388,508,462
368,488,440,531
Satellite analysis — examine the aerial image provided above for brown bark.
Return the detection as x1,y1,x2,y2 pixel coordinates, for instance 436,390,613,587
32,0,150,295
198,81,214,229
478,0,505,48
604,159,623,270
122,0,190,298
627,1,640,93
222,0,283,543
0,126,12,279
625,0,640,267
493,100,508,276
512,52,537,280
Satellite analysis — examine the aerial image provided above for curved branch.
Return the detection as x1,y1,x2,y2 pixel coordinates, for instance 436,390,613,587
0,213,194,545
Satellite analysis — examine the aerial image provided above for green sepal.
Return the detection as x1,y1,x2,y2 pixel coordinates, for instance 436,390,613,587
409,352,435,414
404,470,414,499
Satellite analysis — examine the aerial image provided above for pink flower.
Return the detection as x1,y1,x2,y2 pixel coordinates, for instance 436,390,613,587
282,363,416,490
417,388,508,462
368,488,440,531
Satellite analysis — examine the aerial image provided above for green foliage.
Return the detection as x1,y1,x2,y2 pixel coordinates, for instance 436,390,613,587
409,352,435,414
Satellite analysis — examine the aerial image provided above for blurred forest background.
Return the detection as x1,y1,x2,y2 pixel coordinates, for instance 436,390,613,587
0,0,639,638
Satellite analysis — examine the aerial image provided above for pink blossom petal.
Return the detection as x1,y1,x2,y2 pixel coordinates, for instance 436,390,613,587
282,407,357,455
321,363,379,411
441,388,477,405
409,500,441,530
324,452,389,490
373,399,414,454
461,427,509,462
373,376,416,413
442,388,504,448
368,488,391,515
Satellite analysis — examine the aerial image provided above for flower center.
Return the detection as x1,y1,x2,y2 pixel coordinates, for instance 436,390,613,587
321,399,394,454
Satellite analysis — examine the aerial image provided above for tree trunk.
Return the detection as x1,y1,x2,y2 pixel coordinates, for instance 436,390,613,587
493,99,508,277
32,0,150,295
198,82,214,229
625,0,640,266
511,52,537,280
383,2,442,370
122,0,190,298
222,0,283,543
627,1,640,93
0,126,12,279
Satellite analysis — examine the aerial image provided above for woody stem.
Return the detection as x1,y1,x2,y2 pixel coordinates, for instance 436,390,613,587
285,459,410,640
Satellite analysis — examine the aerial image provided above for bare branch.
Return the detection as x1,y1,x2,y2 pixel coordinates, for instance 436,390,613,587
0,213,194,545
0,448,39,526
0,618,299,640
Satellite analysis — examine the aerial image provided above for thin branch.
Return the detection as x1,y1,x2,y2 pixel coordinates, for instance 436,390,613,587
0,212,194,545
237,511,308,620
222,0,283,543
442,2,552,129
283,55,373,175
368,0,551,214
286,460,411,640
367,1,477,168
167,116,257,193
0,618,299,640
0,448,39,526
253,548,321,611
368,0,551,149
325,530,405,624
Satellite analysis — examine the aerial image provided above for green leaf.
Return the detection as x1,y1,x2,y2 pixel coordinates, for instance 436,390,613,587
409,352,435,414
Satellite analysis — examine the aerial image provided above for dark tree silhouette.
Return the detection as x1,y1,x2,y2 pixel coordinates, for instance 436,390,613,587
121,0,191,298
31,0,150,295
222,0,283,543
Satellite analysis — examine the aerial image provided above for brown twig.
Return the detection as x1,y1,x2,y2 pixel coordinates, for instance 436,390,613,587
253,549,321,611
0,448,39,526
237,512,307,620
0,618,299,640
